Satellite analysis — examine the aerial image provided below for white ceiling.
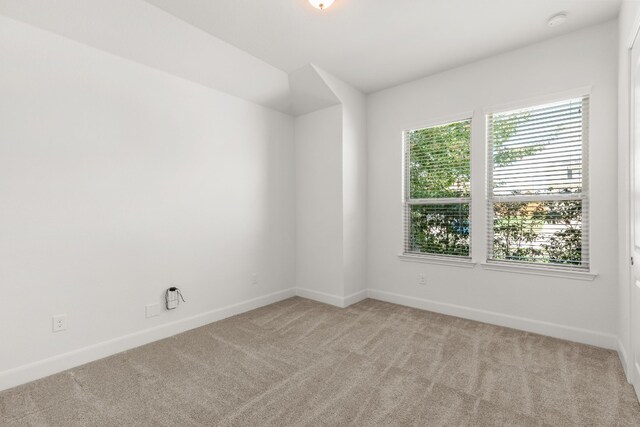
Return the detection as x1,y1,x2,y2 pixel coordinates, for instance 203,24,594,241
144,0,621,94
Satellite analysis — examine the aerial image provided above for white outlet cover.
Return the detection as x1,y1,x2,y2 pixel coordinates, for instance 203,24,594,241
52,314,67,332
146,303,161,318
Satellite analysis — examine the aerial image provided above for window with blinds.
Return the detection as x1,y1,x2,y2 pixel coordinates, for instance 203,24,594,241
404,119,472,258
486,96,589,269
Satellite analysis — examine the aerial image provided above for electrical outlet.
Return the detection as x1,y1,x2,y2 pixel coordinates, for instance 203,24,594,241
252,273,258,285
146,303,160,318
52,314,67,332
418,274,426,286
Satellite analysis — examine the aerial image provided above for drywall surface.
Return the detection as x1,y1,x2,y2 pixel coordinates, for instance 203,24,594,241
618,0,640,379
289,64,341,116
294,105,344,300
0,0,291,112
315,67,368,298
0,15,295,384
366,21,619,346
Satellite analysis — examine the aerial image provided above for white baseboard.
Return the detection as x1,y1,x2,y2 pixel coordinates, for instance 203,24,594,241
343,290,368,307
295,288,344,307
623,341,640,403
635,362,640,400
295,288,367,308
618,338,631,382
367,289,617,350
0,288,296,392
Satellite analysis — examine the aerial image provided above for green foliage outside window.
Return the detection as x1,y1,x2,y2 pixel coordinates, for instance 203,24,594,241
408,204,470,257
492,197,582,265
407,121,471,256
408,121,471,199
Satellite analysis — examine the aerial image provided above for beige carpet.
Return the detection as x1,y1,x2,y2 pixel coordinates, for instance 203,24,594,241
1,297,639,426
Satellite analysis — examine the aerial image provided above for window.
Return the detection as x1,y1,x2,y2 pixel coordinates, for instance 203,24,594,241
487,96,589,269
403,118,472,258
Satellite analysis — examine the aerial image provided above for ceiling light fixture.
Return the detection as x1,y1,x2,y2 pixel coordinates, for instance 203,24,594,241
547,12,568,27
308,0,335,10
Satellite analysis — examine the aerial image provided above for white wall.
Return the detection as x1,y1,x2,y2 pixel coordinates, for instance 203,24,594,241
315,68,368,298
0,15,295,389
294,105,344,301
366,21,619,348
293,66,368,305
617,0,640,379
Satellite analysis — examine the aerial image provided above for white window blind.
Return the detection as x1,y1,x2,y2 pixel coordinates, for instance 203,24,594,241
404,119,472,258
486,96,589,269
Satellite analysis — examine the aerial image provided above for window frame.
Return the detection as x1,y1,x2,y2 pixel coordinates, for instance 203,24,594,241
485,94,591,272
402,115,474,262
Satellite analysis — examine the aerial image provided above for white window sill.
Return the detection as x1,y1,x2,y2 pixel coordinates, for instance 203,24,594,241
398,254,476,268
481,261,598,281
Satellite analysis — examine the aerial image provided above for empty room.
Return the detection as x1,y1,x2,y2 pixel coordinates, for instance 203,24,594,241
3,0,640,425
